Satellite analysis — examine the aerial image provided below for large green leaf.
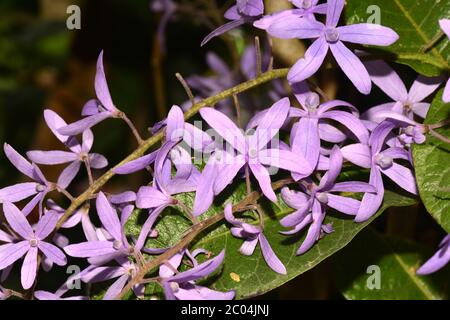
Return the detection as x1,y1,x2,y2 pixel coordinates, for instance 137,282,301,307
334,229,450,300
128,180,416,299
345,0,450,76
412,90,450,233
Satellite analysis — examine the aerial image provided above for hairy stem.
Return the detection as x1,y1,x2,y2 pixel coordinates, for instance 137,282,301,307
55,68,289,230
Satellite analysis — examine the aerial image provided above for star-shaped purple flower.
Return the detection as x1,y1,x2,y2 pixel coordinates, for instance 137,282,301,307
280,146,376,254
363,60,442,121
27,110,108,189
160,250,235,300
267,0,399,94
201,0,264,46
224,203,286,274
0,203,67,289
341,121,418,222
58,51,121,136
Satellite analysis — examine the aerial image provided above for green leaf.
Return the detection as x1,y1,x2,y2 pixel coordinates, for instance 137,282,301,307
130,178,416,299
412,89,450,233
345,0,450,76
334,229,450,300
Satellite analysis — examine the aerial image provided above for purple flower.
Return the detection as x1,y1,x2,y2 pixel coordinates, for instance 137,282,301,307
254,0,327,30
289,91,369,171
224,203,286,274
280,146,376,254
194,98,313,216
115,105,211,175
0,144,53,216
0,203,67,289
27,110,107,189
341,121,418,222
267,0,399,94
417,235,450,275
34,290,88,300
160,250,235,300
58,51,121,136
80,257,143,300
201,0,264,46
439,19,450,103
64,192,134,264
363,60,442,121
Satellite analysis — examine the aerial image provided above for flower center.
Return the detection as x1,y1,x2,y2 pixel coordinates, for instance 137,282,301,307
248,148,258,159
316,192,329,204
404,126,415,136
325,28,340,43
302,0,312,9
170,282,180,292
36,184,46,192
305,93,320,111
375,154,393,169
29,238,39,247
113,240,122,250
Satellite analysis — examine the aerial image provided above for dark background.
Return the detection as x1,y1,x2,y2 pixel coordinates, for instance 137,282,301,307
0,0,446,299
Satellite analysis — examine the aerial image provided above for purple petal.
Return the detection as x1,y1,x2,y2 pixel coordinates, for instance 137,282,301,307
249,163,277,202
81,129,94,153
321,110,369,144
3,143,34,179
258,148,313,175
35,211,59,239
417,243,450,275
355,168,383,222
330,181,376,193
281,187,310,210
408,75,442,103
329,41,371,94
21,246,38,289
297,200,324,254
96,192,122,241
136,186,171,209
206,52,230,76
213,154,245,195
287,37,328,83
0,183,38,203
82,99,100,116
318,146,342,190
135,206,165,252
95,51,117,112
0,241,30,270
26,150,78,165
57,161,81,189
338,24,399,46
88,153,108,169
200,108,246,154
254,9,304,31
326,0,344,27
103,274,129,300
201,19,246,47
38,242,67,266
327,194,360,215
170,250,225,283
254,98,291,148
58,112,112,136
43,110,70,144
381,163,417,195
64,241,116,258
267,16,324,39
114,151,157,175
443,79,450,103
239,238,259,256
193,157,216,216
166,105,184,142
362,103,397,123
364,60,407,101
318,122,346,143
341,143,371,168
237,0,264,16
3,202,33,239
224,5,240,20
258,233,286,274
440,19,450,38
291,117,320,168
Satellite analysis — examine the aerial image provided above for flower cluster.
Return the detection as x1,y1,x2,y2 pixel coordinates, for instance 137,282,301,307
0,0,449,300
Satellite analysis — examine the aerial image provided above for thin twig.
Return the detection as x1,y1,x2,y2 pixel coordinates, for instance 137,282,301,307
429,128,450,144
83,158,94,187
233,94,242,128
120,113,145,145
176,73,196,108
255,36,263,77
